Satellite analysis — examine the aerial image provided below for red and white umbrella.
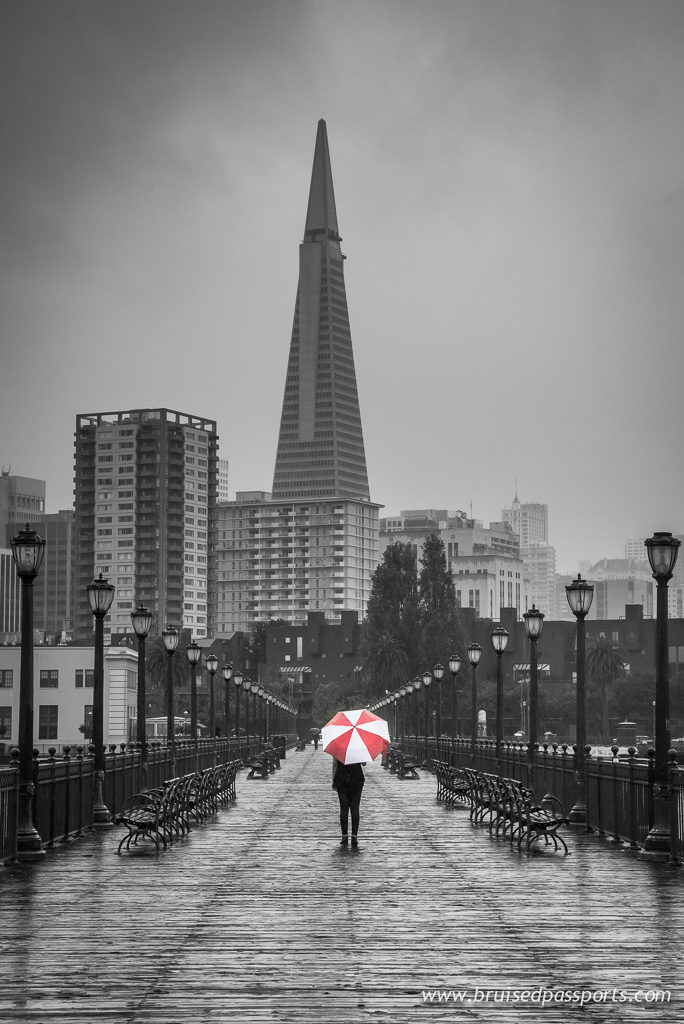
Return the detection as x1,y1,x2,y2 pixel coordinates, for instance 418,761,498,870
321,709,390,764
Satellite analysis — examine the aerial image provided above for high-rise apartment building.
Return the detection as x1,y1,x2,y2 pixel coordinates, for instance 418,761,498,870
215,121,379,631
72,408,218,641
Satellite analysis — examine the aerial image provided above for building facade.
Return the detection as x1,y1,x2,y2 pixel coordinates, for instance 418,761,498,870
0,470,45,546
501,493,548,546
380,509,520,563
33,509,74,641
72,408,218,642
0,643,139,755
0,549,21,643
215,493,379,632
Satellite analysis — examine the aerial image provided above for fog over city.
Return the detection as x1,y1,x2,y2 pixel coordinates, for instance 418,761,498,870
2,0,683,572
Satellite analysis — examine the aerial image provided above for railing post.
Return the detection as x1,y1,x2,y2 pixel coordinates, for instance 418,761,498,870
610,744,620,843
668,751,682,866
63,745,71,842
627,746,639,852
47,747,57,848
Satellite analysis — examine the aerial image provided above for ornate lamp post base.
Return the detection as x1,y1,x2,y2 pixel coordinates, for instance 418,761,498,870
17,781,46,861
640,782,672,860
93,770,113,828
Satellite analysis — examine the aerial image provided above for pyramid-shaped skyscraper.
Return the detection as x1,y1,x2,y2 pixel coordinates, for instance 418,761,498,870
213,122,380,633
272,119,370,501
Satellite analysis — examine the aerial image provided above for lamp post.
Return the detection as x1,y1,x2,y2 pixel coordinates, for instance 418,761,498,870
87,572,116,826
10,523,46,861
398,686,407,742
131,604,153,789
206,653,219,743
522,604,545,792
566,573,594,823
162,625,180,765
643,531,681,856
490,627,509,775
233,668,244,754
467,643,482,763
404,682,413,740
422,670,432,738
433,663,445,738
186,639,201,769
412,677,422,742
448,654,461,742
243,677,252,750
254,684,263,741
222,663,233,745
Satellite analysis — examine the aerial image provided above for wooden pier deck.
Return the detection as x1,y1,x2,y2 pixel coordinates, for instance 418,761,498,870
0,745,681,1022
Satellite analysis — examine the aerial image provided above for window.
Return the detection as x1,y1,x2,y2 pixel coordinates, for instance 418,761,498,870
38,705,58,740
0,707,11,739
75,669,94,688
40,670,59,688
83,705,93,740
0,670,13,688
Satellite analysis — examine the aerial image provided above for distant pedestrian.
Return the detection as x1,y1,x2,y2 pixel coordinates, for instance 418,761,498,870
313,733,319,750
332,757,364,847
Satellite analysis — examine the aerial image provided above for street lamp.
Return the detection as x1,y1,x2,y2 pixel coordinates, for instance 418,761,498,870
422,670,432,739
162,625,180,755
398,685,407,742
87,572,116,826
566,573,594,823
206,652,219,740
131,603,153,788
522,604,545,791
222,663,233,743
644,531,681,856
448,654,461,742
490,626,509,775
433,663,445,738
243,677,253,749
404,681,414,739
233,668,244,752
10,523,46,861
186,640,201,740
467,643,482,763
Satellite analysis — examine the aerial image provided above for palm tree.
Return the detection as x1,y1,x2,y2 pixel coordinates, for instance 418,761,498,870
145,636,191,718
586,637,626,742
361,629,409,700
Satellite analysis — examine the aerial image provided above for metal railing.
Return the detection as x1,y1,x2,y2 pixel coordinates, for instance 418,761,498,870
400,735,683,864
1,732,297,864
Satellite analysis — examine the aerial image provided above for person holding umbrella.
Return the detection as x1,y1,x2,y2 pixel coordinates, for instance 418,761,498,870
321,709,390,849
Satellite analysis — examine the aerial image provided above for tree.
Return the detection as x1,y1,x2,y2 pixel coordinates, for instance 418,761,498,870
586,637,627,742
145,636,191,717
361,542,419,698
417,534,464,671
248,619,288,667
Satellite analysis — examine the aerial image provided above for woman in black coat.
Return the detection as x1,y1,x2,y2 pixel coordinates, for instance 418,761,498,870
332,758,365,847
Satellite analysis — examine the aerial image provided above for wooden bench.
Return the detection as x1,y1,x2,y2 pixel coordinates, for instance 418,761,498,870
434,760,473,806
396,752,420,779
461,768,570,855
115,760,241,855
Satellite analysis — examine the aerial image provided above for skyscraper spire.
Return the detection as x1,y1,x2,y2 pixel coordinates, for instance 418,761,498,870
272,120,370,501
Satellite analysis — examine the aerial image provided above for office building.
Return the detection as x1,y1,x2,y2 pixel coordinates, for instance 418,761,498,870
0,469,45,545
34,509,74,641
72,408,218,641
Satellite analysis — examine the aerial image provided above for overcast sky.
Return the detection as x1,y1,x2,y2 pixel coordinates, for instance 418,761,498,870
2,0,683,573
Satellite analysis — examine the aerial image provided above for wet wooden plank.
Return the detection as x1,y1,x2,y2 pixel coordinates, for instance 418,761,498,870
0,747,682,1022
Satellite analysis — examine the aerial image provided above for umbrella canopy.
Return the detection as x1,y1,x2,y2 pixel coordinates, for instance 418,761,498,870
321,709,390,765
